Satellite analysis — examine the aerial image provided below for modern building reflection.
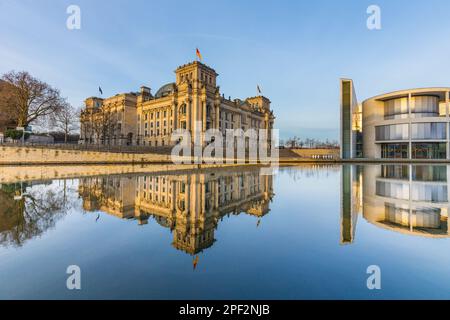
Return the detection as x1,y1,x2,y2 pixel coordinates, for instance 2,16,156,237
341,164,450,242
79,167,274,254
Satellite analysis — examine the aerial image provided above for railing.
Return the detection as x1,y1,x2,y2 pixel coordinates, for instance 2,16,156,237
0,142,175,154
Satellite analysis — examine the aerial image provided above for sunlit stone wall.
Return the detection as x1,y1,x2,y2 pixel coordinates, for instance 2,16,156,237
0,145,170,165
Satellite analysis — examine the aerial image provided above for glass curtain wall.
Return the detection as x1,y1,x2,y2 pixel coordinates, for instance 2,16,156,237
411,123,446,140
376,124,409,141
381,143,409,159
412,143,446,159
384,96,440,120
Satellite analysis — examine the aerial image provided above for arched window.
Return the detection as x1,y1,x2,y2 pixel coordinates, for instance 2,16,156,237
180,104,187,115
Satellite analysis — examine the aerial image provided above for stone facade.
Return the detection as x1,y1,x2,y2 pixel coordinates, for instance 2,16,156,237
80,61,275,147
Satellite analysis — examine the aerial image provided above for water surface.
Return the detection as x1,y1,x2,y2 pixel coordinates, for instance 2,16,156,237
0,164,449,299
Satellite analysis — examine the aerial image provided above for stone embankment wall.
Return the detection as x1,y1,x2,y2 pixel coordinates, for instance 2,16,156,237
0,163,264,184
0,145,170,165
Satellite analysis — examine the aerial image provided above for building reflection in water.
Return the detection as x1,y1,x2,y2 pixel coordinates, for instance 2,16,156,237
78,167,274,255
341,164,450,243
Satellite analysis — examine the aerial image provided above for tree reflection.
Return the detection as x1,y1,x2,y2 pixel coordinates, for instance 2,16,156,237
0,182,69,247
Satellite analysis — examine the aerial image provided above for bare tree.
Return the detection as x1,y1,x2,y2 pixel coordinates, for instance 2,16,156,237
50,102,79,143
0,80,17,129
283,136,340,149
89,109,119,145
80,109,94,144
2,71,64,127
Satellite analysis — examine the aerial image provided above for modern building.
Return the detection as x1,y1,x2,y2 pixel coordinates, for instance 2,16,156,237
340,79,450,159
80,61,275,147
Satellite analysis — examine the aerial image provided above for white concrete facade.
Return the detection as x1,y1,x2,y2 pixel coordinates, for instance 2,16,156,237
341,81,450,160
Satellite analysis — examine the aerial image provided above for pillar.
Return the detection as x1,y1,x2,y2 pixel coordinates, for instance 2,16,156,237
408,93,412,160
187,99,191,131
215,104,220,130
446,91,450,159
202,101,207,132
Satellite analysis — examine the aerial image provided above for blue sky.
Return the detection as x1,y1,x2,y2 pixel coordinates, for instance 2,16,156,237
1,0,450,140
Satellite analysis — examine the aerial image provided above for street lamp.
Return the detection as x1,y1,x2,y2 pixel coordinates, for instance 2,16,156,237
16,126,32,144
13,181,28,201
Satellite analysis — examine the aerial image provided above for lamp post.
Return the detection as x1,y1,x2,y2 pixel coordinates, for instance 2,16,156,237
16,126,25,144
16,126,31,144
13,181,28,201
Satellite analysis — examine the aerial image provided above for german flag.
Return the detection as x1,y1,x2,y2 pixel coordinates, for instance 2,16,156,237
196,48,202,61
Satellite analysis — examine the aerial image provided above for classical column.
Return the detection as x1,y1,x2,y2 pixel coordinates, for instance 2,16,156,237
187,99,192,131
233,174,239,200
201,180,206,217
171,180,176,213
215,104,220,130
186,176,191,216
214,180,219,209
172,103,178,131
202,101,205,131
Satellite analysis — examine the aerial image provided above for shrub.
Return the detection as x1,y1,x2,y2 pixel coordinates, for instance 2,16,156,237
5,129,30,140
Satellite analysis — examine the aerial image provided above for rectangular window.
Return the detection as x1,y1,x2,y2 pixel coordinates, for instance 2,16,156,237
376,124,409,141
381,143,409,159
384,98,408,120
412,143,446,159
411,123,446,140
413,165,447,182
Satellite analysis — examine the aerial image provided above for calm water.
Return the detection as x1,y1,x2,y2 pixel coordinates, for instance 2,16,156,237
1,164,450,299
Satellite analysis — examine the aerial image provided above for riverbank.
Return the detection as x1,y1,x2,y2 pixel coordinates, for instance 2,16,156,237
2,145,450,165
0,145,335,165
0,163,275,184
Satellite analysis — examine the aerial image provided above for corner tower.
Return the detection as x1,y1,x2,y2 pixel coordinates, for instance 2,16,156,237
175,61,218,89
175,62,220,145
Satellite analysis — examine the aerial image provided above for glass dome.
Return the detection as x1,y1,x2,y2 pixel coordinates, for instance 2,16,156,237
155,83,175,98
